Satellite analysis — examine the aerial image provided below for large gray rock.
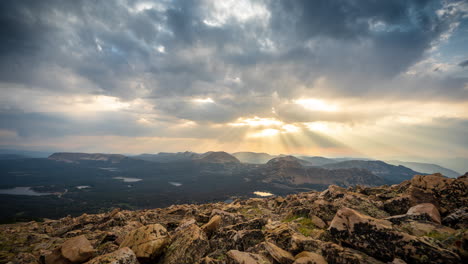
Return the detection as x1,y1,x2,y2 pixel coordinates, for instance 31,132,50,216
119,224,169,261
329,207,460,263
84,247,138,264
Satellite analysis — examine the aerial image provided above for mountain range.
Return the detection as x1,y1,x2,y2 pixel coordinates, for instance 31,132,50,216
0,150,464,223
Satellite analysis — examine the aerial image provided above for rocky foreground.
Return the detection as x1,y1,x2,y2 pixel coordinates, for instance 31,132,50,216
1,173,467,264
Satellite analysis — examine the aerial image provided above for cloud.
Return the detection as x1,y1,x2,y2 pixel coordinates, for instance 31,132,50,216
0,0,467,162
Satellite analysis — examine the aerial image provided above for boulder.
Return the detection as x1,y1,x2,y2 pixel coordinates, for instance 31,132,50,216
61,235,95,263
293,251,327,264
329,207,460,263
407,203,441,224
161,224,210,264
263,242,294,264
408,174,468,213
84,247,138,264
119,224,169,261
226,250,271,264
201,215,222,236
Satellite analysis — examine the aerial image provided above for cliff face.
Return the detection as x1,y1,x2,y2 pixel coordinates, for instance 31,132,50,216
1,173,467,264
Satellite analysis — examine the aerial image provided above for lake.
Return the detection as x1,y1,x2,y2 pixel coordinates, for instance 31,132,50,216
113,177,142,182
253,191,274,197
0,187,52,196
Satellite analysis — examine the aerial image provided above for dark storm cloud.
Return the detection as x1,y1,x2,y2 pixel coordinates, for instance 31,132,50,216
0,0,466,130
459,59,468,67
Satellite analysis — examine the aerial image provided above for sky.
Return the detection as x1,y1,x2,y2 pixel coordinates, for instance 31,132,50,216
0,0,467,171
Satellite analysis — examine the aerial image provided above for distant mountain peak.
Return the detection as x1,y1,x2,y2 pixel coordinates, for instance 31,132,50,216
197,151,241,164
266,155,310,167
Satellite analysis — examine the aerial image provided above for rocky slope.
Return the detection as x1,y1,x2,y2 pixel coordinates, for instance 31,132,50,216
1,173,467,264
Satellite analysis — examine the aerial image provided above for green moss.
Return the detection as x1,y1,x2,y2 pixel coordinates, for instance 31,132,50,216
425,230,452,241
216,254,227,260
282,213,308,223
239,206,263,218
282,214,316,236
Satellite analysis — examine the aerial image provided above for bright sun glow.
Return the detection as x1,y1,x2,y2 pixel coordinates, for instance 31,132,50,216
229,116,283,127
294,98,338,112
76,95,130,112
248,128,280,138
192,97,214,103
305,122,330,132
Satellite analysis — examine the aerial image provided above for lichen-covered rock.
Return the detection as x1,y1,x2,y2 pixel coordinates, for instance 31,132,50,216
84,247,138,264
319,242,384,264
60,235,95,263
226,250,271,264
407,203,441,224
119,224,169,261
384,195,411,215
443,207,468,229
161,224,210,264
408,174,468,214
329,207,460,263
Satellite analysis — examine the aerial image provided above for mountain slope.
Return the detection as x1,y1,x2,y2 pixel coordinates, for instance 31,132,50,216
133,151,200,163
263,156,384,187
321,160,421,184
386,160,461,178
296,156,337,166
48,152,128,164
